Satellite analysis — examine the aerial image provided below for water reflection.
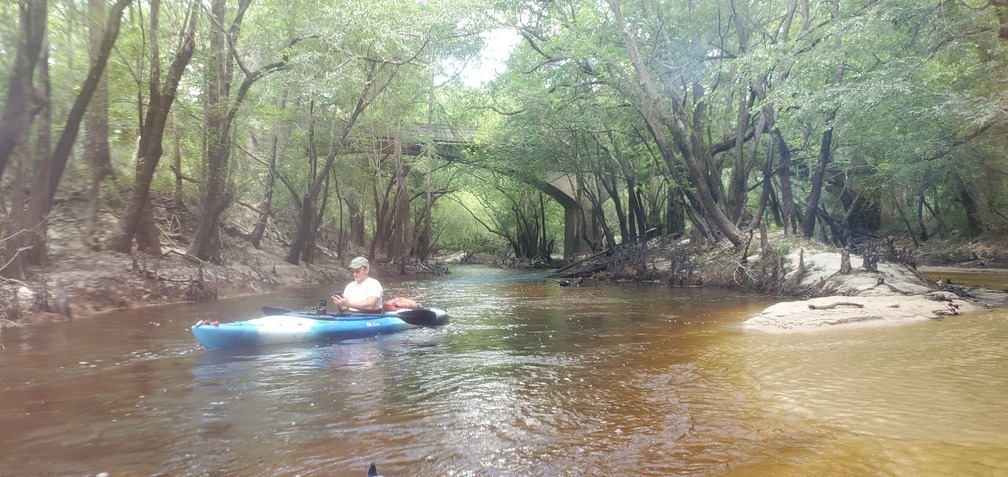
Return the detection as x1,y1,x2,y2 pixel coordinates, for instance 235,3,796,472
920,266,1008,291
0,265,1005,476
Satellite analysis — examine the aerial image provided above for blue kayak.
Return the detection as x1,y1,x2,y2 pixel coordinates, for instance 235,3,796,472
191,308,449,350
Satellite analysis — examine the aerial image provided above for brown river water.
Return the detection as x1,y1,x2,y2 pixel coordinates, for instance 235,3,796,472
1,265,1006,476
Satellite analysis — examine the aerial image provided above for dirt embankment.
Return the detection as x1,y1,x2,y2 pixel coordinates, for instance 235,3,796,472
1,204,364,326
3,202,1007,333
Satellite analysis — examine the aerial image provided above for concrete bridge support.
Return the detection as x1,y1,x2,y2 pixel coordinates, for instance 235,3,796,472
561,198,600,258
540,174,605,259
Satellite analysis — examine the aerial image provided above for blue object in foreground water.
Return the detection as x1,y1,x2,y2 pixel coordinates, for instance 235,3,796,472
191,307,449,350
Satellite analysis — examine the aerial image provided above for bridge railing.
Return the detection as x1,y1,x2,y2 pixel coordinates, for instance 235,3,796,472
404,124,477,145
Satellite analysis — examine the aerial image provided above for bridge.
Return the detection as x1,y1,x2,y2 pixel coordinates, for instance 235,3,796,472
376,123,602,258
536,173,605,257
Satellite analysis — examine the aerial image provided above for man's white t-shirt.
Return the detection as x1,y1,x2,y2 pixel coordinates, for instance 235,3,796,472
343,277,383,311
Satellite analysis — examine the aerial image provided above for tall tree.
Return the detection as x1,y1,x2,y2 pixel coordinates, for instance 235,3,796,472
107,0,198,254
188,0,301,261
285,61,394,264
0,0,47,183
246,88,290,249
1,0,132,278
82,0,115,248
605,0,745,246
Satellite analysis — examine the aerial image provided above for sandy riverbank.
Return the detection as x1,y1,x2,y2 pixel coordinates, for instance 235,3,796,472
742,293,991,333
740,250,1008,333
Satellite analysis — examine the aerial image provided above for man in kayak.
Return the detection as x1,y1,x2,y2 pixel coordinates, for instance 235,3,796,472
332,256,384,312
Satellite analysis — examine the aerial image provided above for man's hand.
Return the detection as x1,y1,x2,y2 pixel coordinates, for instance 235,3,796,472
332,293,347,309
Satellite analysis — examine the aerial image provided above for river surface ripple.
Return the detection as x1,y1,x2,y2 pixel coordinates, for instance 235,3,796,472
1,265,1006,476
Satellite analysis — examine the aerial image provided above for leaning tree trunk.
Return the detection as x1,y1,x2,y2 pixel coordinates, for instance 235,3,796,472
285,64,391,265
107,0,197,254
284,36,430,265
248,88,289,248
606,0,745,247
1,0,132,278
42,0,133,211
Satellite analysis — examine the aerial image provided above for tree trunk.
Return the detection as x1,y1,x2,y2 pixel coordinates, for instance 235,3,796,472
187,0,232,261
892,190,920,247
665,183,686,236
606,0,745,247
601,171,628,243
22,27,52,268
249,89,288,248
772,129,798,234
801,109,836,238
83,0,114,249
43,0,133,208
538,193,549,258
190,0,296,261
370,156,400,259
1,0,132,277
726,90,751,223
346,195,366,248
285,61,401,265
958,188,983,236
285,195,314,264
171,110,184,215
301,173,331,264
107,0,197,254
916,194,929,242
391,152,412,261
750,140,776,230
411,152,435,261
0,0,47,183
412,83,437,262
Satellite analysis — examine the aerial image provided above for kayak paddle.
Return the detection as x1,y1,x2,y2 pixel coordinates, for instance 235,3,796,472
260,305,448,327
